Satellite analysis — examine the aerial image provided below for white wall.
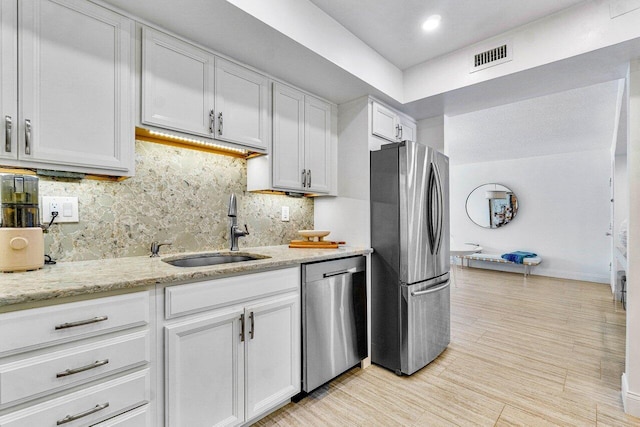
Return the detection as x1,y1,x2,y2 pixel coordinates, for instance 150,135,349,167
623,58,640,417
416,116,444,152
450,150,611,283
615,154,629,244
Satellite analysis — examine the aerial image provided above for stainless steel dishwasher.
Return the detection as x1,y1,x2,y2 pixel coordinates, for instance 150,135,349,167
301,256,367,393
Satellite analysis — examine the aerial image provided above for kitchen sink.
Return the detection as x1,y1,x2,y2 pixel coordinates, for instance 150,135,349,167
162,253,268,268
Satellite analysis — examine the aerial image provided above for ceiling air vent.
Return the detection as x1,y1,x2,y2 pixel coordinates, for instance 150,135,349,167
470,42,512,73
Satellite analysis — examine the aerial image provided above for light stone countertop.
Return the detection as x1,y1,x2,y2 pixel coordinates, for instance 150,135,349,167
0,245,372,309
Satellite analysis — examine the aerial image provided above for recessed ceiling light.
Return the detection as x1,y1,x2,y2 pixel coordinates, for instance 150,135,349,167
422,14,441,32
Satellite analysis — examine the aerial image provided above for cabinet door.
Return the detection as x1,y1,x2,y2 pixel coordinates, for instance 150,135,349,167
19,0,134,174
272,83,305,191
165,309,244,427
304,96,331,194
398,116,416,143
245,294,300,421
142,27,214,138
215,58,269,151
371,101,399,142
0,0,16,162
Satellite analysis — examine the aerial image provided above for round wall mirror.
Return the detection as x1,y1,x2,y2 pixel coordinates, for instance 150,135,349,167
466,183,518,229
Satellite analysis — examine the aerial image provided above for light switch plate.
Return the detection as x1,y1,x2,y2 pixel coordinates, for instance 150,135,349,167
42,196,79,223
281,206,290,222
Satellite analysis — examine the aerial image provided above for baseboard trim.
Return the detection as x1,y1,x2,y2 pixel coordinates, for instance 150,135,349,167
463,262,608,283
622,373,640,416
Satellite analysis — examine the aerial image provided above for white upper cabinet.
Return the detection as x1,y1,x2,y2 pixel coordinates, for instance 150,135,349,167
0,0,135,176
272,83,305,190
142,28,269,151
371,101,416,143
304,95,331,193
398,116,416,143
142,27,214,137
0,0,16,162
371,101,398,142
215,58,269,151
271,83,332,194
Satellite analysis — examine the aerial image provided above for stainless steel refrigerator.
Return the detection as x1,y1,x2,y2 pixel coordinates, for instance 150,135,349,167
370,141,450,375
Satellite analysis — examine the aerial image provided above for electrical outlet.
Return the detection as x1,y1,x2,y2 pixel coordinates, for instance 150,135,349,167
42,196,79,223
281,206,290,222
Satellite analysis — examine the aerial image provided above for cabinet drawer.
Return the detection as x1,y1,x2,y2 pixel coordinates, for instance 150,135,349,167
0,292,149,356
0,331,149,406
165,267,299,319
92,405,151,427
0,369,149,427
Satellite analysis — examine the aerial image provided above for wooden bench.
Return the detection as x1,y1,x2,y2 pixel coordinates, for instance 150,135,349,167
461,253,542,277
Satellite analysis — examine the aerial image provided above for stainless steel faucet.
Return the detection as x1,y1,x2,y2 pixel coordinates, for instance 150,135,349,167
228,193,249,251
150,241,172,257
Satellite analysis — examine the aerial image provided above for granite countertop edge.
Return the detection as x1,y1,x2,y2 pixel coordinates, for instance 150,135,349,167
0,245,372,308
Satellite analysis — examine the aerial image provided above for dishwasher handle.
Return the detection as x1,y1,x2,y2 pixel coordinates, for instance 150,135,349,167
411,281,450,297
323,267,358,278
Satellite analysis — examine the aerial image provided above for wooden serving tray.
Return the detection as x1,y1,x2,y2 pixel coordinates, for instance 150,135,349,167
288,240,345,249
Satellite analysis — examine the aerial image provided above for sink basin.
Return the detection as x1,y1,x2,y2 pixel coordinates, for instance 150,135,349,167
162,253,268,268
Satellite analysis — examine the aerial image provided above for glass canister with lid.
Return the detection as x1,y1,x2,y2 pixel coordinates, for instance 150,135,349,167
0,174,40,228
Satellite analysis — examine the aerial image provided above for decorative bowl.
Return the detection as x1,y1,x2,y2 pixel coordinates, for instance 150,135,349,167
298,230,331,242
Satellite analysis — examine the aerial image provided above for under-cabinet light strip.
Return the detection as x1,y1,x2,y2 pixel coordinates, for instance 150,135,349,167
148,130,248,155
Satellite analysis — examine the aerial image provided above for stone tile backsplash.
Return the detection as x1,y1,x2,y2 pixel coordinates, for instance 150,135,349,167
40,141,313,261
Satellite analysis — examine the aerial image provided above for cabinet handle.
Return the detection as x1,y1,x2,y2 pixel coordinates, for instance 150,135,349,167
209,109,215,134
307,170,311,188
24,119,31,155
218,112,223,136
55,315,108,330
399,125,403,140
301,169,307,188
56,402,109,425
4,116,11,152
395,124,400,139
240,313,245,342
249,311,254,339
56,359,109,378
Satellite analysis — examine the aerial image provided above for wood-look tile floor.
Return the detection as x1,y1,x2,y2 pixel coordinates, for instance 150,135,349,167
254,267,640,426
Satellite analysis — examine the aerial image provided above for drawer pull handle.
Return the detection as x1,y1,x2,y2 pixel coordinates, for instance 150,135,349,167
56,402,109,425
55,315,108,330
240,313,245,342
56,359,109,378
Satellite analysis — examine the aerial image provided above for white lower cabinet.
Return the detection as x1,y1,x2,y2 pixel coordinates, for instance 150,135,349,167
163,267,301,426
0,370,149,427
0,291,152,426
165,308,244,427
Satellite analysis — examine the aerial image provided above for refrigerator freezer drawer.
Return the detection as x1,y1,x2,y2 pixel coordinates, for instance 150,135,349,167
401,280,450,375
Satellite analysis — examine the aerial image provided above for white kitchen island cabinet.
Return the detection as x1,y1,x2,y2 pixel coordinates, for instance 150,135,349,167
142,27,269,152
163,267,301,427
0,0,135,176
271,83,332,194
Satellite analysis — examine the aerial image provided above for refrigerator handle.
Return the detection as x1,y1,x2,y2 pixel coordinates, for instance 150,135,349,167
411,281,450,297
427,167,436,252
427,164,444,255
432,162,444,254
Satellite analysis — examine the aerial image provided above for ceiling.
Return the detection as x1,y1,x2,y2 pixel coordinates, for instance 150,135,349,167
308,0,587,70
99,0,630,161
445,79,623,164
